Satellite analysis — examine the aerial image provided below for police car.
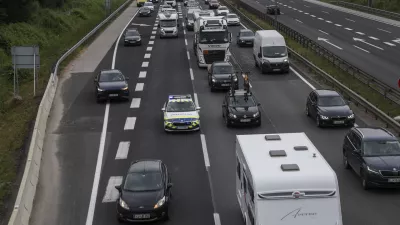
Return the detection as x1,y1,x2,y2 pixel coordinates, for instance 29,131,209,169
161,95,201,132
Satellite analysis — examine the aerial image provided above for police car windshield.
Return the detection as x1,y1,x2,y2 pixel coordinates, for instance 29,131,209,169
230,96,256,107
99,72,124,82
363,140,400,156
160,20,177,27
262,46,287,58
167,101,196,112
199,31,229,44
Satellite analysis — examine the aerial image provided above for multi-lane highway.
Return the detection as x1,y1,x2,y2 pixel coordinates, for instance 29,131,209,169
246,0,400,89
30,1,400,225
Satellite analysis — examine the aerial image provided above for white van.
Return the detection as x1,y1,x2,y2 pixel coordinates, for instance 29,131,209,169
253,30,289,74
236,133,342,225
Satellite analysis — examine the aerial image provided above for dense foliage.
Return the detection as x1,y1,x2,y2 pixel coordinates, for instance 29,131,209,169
342,0,400,13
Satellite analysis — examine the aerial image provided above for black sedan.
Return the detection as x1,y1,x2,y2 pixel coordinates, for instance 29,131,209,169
123,28,142,46
306,89,355,127
236,29,254,47
208,61,239,91
343,127,400,189
139,7,152,17
94,70,130,102
266,5,280,15
115,160,173,222
222,89,261,127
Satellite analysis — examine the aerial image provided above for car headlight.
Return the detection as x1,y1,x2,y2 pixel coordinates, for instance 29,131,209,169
229,113,236,118
212,77,216,82
97,87,104,92
121,86,128,90
137,38,141,41
233,76,238,81
283,58,288,63
253,112,259,117
367,166,379,174
262,59,270,64
154,196,166,209
119,198,129,210
319,115,329,120
347,113,354,119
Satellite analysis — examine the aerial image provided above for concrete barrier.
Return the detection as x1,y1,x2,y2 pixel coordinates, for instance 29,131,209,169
7,1,132,224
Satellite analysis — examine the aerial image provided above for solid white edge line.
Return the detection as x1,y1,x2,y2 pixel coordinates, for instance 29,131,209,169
213,213,221,225
115,142,130,160
353,45,370,53
345,18,356,22
200,134,211,168
377,28,391,33
86,8,139,225
190,68,194,80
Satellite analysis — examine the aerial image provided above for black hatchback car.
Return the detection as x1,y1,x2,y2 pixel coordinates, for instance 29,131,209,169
236,29,254,47
343,127,400,189
124,28,142,46
115,160,173,222
222,89,261,127
94,70,130,102
208,61,239,91
306,89,355,127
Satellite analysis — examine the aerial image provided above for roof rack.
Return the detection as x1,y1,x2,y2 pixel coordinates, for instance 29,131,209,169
294,146,308,151
281,164,300,171
265,134,281,141
269,150,287,157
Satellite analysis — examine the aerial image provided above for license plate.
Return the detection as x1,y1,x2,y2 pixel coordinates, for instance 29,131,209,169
134,214,150,219
273,69,281,71
109,94,118,97
240,119,251,122
388,178,400,182
333,120,344,124
177,126,188,129
221,84,230,86
246,42,252,44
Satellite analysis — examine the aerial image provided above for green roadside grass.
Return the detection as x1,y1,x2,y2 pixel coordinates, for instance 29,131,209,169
226,0,399,117
0,0,128,212
320,0,400,14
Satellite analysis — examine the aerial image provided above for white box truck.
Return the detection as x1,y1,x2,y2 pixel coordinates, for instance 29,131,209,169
253,30,289,74
236,133,342,225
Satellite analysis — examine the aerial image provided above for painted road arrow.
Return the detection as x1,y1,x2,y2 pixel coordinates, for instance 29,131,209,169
353,37,383,50
317,37,343,50
131,23,151,26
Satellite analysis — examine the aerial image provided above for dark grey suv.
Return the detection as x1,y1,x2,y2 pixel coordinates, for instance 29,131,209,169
343,127,400,190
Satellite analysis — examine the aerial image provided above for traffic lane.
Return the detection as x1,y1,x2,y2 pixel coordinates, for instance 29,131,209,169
184,13,277,225
229,26,400,225
29,41,117,225
92,22,215,225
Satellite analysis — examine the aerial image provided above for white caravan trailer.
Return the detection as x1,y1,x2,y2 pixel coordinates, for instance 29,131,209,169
236,133,342,225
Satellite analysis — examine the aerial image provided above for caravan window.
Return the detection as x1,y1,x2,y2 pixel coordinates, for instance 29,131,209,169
236,157,241,180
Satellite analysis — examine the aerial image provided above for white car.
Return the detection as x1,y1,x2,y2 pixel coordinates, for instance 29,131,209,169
143,2,154,11
226,13,240,26
216,6,229,15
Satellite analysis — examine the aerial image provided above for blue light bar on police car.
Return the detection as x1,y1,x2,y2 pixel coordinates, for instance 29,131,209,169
169,95,192,99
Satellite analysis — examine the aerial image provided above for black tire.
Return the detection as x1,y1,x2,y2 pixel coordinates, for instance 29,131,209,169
305,105,310,117
343,151,350,169
316,115,322,127
225,116,230,127
361,171,370,190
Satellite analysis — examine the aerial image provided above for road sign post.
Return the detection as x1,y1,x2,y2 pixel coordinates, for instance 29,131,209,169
11,46,40,99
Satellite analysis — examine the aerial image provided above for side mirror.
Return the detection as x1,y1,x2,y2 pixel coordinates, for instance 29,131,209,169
167,183,173,188
196,107,201,110
115,185,121,192
258,52,262,58
257,103,261,106
161,107,165,111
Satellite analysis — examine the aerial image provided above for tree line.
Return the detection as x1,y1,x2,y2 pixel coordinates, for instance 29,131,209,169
0,0,67,23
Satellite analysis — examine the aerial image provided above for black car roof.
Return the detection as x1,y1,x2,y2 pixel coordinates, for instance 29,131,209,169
354,127,397,141
314,89,340,97
213,61,232,66
128,160,162,173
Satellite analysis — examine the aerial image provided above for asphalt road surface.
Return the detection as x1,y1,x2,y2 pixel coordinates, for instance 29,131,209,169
245,0,400,89
31,1,400,225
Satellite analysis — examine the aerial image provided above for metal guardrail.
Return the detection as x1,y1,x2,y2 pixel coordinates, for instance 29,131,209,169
7,1,133,225
330,1,400,21
232,0,400,111
219,0,400,135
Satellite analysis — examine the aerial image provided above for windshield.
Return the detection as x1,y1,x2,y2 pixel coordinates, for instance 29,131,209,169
219,7,228,10
199,31,229,44
318,96,346,106
228,14,237,18
363,140,400,156
213,65,233,74
240,31,254,37
124,172,163,192
126,31,139,36
144,2,152,6
166,101,196,112
140,7,150,11
262,46,287,58
230,96,256,107
187,14,194,20
160,20,177,27
99,72,124,82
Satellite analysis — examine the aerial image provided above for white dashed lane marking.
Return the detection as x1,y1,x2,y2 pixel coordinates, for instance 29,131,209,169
185,39,188,45
149,41,154,44
147,47,153,51
319,29,329,35
153,27,157,30
139,71,147,78
152,31,156,34
190,68,194,80
102,176,123,202
384,42,396,46
115,142,130,160
345,28,353,31
377,28,391,33
142,62,149,67
345,18,356,22
187,51,190,60
326,20,332,23
130,98,141,108
356,32,365,35
318,17,323,20
144,53,151,58
369,36,379,40
335,24,342,27
311,15,316,17
135,83,144,91
200,134,210,168
295,19,303,23
150,35,155,39
124,117,137,130
354,45,370,53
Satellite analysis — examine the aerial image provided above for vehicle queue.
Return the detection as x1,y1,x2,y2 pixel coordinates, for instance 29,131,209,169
93,0,400,223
